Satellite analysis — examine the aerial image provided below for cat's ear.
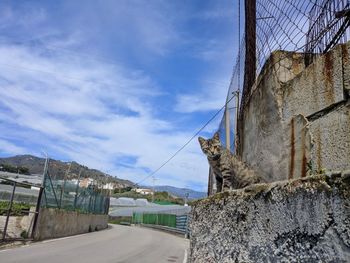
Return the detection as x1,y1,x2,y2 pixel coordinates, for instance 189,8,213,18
213,132,220,142
198,137,206,147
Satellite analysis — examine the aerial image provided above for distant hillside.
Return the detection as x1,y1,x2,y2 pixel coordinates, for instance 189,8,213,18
153,185,206,200
0,155,134,188
0,155,207,198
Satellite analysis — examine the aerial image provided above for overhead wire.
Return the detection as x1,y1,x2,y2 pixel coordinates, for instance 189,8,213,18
0,53,237,186
135,94,237,186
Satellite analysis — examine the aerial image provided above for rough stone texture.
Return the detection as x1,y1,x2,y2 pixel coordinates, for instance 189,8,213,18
309,102,350,172
282,44,345,120
342,40,350,95
241,51,305,183
34,208,108,240
241,41,350,183
189,173,350,263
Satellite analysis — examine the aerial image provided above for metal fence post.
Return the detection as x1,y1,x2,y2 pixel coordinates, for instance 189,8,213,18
47,171,59,208
185,214,190,239
31,186,44,239
60,162,71,209
2,181,16,241
93,195,97,214
73,168,82,210
88,195,92,213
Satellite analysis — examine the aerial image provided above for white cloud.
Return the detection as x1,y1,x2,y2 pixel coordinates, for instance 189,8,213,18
0,42,209,190
174,77,230,113
0,139,26,155
0,0,239,191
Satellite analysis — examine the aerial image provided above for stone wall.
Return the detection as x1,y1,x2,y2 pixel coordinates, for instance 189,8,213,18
240,41,350,182
34,208,108,240
189,172,350,263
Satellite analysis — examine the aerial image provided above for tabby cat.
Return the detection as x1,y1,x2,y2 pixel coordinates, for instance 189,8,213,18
198,132,263,192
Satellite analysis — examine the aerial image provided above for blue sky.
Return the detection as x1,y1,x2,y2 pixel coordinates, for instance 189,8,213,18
0,0,238,191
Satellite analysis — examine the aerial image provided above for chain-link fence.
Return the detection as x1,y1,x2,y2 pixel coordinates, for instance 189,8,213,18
216,0,350,154
41,158,109,215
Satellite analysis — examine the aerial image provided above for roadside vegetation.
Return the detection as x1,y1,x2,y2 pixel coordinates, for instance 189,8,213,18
0,201,31,216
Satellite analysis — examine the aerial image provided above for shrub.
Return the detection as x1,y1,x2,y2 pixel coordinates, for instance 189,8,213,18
0,201,31,216
20,230,28,239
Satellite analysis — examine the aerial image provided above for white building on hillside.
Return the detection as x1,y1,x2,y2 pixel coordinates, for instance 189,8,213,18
79,178,94,188
102,182,115,190
135,188,153,195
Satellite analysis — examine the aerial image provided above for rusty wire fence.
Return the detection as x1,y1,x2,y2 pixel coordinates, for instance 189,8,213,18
216,0,350,154
0,177,43,242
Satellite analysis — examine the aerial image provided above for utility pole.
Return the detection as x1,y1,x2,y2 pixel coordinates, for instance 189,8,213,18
152,176,157,203
225,102,230,150
244,0,256,97
238,0,256,156
184,192,189,206
234,90,240,155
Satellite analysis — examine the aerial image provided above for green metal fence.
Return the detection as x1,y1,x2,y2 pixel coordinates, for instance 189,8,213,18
133,212,143,224
132,212,176,228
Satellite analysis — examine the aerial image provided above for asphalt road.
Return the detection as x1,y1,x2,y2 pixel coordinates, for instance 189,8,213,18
0,225,189,263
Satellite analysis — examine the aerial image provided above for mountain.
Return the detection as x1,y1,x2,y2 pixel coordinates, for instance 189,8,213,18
0,155,207,199
153,185,207,200
0,155,134,188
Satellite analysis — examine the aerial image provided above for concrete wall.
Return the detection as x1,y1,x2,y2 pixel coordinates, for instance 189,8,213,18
34,208,108,240
189,172,350,263
240,41,350,182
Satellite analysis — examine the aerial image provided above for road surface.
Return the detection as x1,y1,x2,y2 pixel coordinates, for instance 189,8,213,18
0,225,189,263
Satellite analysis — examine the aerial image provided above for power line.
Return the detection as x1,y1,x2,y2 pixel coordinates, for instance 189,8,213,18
135,94,237,186
0,55,237,187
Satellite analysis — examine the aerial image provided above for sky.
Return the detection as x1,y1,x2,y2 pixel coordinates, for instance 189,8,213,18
0,0,239,192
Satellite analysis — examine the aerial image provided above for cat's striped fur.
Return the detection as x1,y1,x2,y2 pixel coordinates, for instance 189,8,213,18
198,132,263,192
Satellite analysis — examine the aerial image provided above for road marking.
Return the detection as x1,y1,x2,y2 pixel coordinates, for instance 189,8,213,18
0,227,111,252
183,249,188,263
40,225,113,244
41,232,92,243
